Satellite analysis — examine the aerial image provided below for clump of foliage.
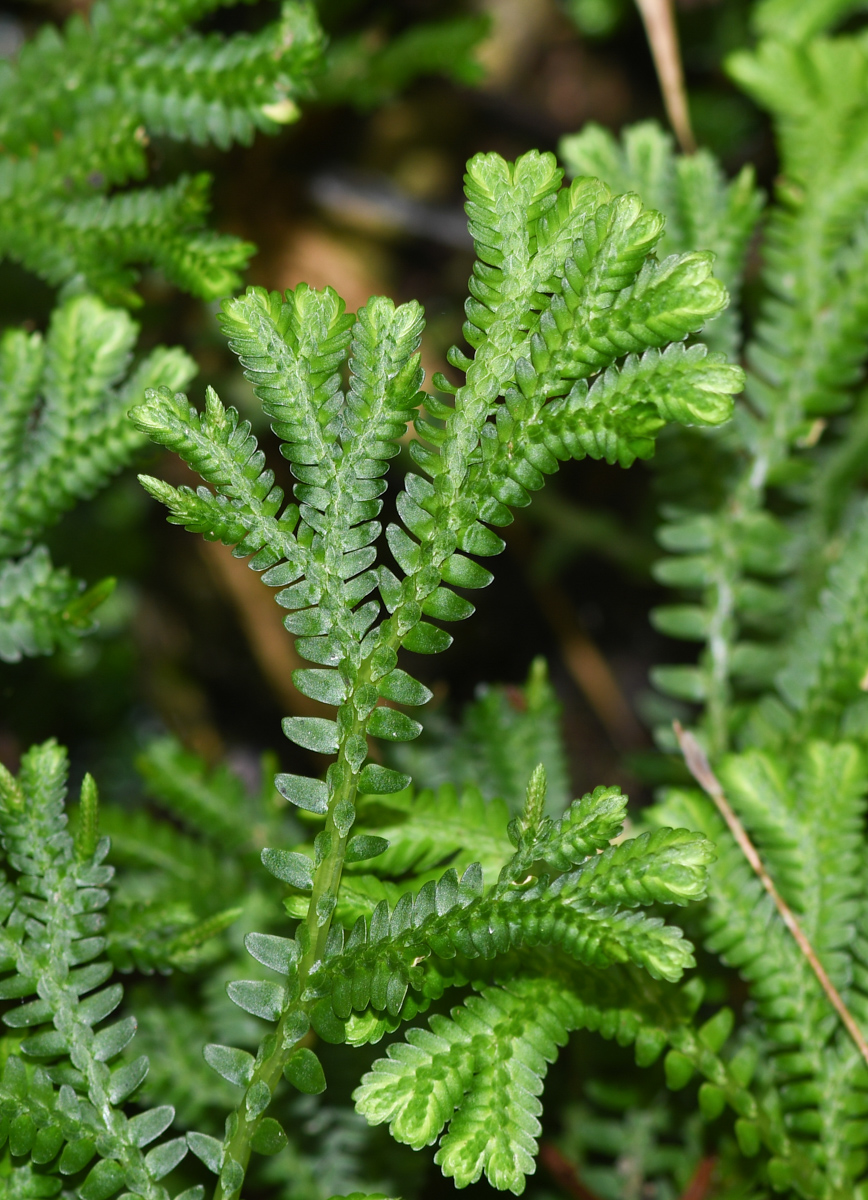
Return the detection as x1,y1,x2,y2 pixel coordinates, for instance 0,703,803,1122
562,6,868,1196
6,0,868,1198
0,0,486,671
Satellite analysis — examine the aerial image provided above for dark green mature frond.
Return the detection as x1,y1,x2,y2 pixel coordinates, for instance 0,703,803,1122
0,294,193,661
0,0,324,302
315,14,488,110
0,743,191,1199
0,296,193,558
652,739,868,1196
288,813,709,1031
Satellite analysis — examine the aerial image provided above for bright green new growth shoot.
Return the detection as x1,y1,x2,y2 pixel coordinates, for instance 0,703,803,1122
131,147,739,1196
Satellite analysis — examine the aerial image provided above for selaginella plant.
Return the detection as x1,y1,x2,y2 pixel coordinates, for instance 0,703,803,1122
13,0,868,1194
0,146,743,1200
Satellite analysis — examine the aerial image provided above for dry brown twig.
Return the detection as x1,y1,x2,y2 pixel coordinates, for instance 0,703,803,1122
634,0,696,153
679,1155,717,1200
674,720,868,1070
539,1142,604,1200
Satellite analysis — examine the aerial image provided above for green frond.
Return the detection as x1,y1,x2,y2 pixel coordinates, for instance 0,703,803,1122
141,153,738,821
0,742,190,1198
282,871,414,927
217,283,354,464
0,546,113,663
107,901,242,975
315,14,488,110
134,385,303,571
728,36,868,191
304,855,702,1031
135,736,261,846
354,963,717,1195
774,509,868,741
512,342,740,475
95,803,222,882
118,4,324,150
390,658,570,815
138,146,735,1196
751,0,867,41
132,1004,238,1129
559,120,763,356
61,175,255,304
0,294,194,558
512,783,628,867
354,977,583,1194
650,739,868,1194
0,293,193,661
0,0,324,299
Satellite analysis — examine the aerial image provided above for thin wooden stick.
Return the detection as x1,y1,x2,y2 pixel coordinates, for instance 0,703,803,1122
634,0,696,154
674,721,868,1069
538,1142,604,1200
679,1156,717,1200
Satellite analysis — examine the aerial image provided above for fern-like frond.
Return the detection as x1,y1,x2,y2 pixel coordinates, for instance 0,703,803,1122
774,509,868,742
651,739,868,1195
390,658,571,815
352,784,513,881
138,147,737,1198
136,736,271,847
354,977,583,1194
315,14,488,110
559,120,762,356
0,295,194,558
0,546,113,663
750,0,866,41
60,174,255,303
0,0,325,300
0,744,191,1198
354,962,723,1196
0,294,192,661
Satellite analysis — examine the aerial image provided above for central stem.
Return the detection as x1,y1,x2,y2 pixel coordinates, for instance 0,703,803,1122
213,343,498,1200
213,750,357,1199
